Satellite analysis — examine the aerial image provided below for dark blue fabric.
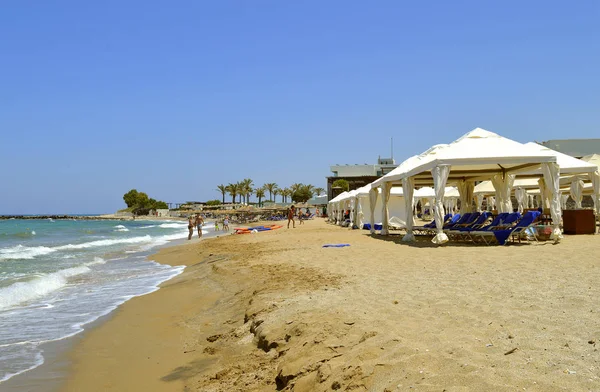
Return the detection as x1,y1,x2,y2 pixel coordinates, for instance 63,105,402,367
323,244,351,248
456,212,490,231
493,211,540,245
362,223,371,230
374,224,383,230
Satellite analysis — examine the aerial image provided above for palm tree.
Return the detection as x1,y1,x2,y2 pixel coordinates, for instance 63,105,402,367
226,183,238,204
290,183,302,193
314,187,325,196
273,187,280,203
216,184,227,204
255,187,265,207
264,183,277,202
241,178,254,204
282,188,291,203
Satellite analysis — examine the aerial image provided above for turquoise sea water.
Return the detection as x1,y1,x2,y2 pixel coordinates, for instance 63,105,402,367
0,218,211,383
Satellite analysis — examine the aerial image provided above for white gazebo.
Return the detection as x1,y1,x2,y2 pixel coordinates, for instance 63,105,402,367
371,128,562,244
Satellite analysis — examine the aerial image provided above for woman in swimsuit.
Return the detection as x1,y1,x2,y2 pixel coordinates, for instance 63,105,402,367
287,206,295,229
187,216,194,240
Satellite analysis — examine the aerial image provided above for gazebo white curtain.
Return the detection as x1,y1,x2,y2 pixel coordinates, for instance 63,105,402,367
491,174,515,213
537,179,550,209
570,179,585,209
380,183,391,235
457,180,474,214
368,188,378,234
514,187,527,214
475,194,484,212
431,165,450,244
402,177,415,242
541,162,563,241
593,171,600,213
560,193,569,210
487,196,495,211
349,197,355,228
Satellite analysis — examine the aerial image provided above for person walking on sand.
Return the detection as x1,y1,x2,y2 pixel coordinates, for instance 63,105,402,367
287,205,296,229
187,216,194,240
298,207,304,225
195,214,204,238
223,216,230,231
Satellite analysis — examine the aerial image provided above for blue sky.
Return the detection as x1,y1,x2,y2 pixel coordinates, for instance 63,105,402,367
1,1,599,214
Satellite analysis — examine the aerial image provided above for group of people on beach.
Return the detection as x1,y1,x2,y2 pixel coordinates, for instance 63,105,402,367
188,214,230,240
286,205,311,228
188,214,204,240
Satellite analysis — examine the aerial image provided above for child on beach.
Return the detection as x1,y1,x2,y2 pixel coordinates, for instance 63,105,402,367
214,220,219,231
298,208,304,225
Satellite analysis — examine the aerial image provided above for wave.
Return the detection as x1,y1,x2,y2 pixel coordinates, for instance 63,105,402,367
113,225,129,232
0,265,95,310
0,236,155,261
137,225,157,229
0,245,56,261
56,235,153,251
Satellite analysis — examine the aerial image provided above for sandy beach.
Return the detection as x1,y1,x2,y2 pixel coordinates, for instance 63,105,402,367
60,219,600,391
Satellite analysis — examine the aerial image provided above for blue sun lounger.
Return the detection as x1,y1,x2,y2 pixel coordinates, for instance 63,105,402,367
468,212,520,244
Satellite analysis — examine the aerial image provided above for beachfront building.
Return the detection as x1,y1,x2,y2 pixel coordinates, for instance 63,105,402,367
327,157,397,201
538,139,600,159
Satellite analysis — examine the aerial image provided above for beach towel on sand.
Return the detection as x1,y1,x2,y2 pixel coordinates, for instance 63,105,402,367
322,244,351,248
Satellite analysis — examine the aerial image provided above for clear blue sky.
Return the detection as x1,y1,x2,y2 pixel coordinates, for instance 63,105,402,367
1,1,599,214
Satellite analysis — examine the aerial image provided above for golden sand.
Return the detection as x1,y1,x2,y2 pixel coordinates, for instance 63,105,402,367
62,219,600,391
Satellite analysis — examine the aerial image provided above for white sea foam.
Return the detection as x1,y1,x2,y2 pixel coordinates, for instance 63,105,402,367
0,265,92,310
137,225,157,229
113,225,129,232
159,223,188,228
0,245,57,261
56,235,153,250
31,231,36,236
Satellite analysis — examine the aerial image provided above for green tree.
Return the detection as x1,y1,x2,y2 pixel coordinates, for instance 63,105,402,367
240,178,253,204
264,183,277,202
273,187,280,203
123,189,139,208
206,200,221,206
216,184,227,204
292,186,313,203
332,179,349,192
226,183,238,204
255,187,265,207
314,187,325,196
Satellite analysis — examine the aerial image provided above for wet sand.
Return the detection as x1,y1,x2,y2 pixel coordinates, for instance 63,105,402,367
61,219,600,391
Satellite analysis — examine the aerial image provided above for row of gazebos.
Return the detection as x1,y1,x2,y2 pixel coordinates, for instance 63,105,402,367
328,128,600,244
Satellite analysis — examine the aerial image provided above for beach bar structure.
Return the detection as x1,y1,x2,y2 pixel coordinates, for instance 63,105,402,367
371,128,567,244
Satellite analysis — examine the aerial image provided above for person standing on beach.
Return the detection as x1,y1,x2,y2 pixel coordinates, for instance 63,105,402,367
287,206,295,229
223,216,230,231
298,208,304,225
195,214,204,238
187,216,194,240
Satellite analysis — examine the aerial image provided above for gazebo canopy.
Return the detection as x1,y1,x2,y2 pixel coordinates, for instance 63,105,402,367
373,128,557,187
372,128,562,244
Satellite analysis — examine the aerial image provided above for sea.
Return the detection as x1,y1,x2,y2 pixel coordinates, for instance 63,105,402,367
0,218,212,384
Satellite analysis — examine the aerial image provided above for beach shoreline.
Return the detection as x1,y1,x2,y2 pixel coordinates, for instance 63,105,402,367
21,219,600,391
0,222,226,391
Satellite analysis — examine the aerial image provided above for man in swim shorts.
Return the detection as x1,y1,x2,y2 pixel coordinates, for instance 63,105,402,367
195,214,204,238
